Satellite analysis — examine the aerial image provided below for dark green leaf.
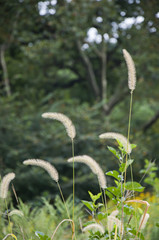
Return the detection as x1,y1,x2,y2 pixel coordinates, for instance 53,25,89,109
107,146,120,159
106,170,122,181
119,159,134,173
82,200,94,211
125,182,145,192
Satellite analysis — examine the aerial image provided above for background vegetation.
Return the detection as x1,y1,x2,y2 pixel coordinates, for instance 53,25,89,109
0,0,159,205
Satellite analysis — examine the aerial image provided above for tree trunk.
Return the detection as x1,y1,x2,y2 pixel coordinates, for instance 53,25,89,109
0,44,11,96
101,40,108,112
77,40,100,99
143,110,159,132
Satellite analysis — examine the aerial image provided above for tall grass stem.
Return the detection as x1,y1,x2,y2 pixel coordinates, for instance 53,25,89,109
121,91,133,240
71,139,76,239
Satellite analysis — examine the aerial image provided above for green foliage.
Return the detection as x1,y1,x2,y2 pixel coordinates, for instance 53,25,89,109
140,159,159,192
35,231,51,240
81,140,151,239
125,181,144,192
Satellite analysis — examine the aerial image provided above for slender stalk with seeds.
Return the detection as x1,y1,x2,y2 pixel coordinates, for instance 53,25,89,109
122,48,136,186
42,112,76,238
23,159,71,226
68,154,107,239
121,49,136,239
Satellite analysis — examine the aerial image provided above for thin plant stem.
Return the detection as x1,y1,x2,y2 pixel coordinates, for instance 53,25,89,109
11,184,19,205
2,234,17,240
121,91,133,240
120,152,124,240
130,164,138,232
57,182,77,240
51,219,75,240
5,199,13,240
124,91,133,189
72,139,75,232
104,192,111,240
57,182,71,220
114,224,117,240
99,186,110,239
99,185,110,240
98,185,106,212
11,184,26,240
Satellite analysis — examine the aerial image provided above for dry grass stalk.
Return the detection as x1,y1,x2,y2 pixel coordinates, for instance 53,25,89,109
67,155,106,189
51,219,75,240
0,173,15,199
42,112,76,140
126,199,150,237
23,159,59,182
2,233,17,240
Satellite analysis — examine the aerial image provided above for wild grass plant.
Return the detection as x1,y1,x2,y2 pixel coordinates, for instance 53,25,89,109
0,49,159,239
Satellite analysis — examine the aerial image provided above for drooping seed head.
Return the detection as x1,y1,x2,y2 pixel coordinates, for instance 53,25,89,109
123,49,136,92
107,216,123,235
67,155,106,189
83,223,105,234
99,132,132,154
139,213,149,230
8,209,24,217
23,159,59,182
110,210,119,217
0,173,15,199
42,112,76,140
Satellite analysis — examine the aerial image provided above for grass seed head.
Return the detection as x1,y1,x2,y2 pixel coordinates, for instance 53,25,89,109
42,112,76,140
0,173,15,199
123,49,136,92
23,159,59,182
99,132,132,154
67,155,106,189
83,223,105,234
